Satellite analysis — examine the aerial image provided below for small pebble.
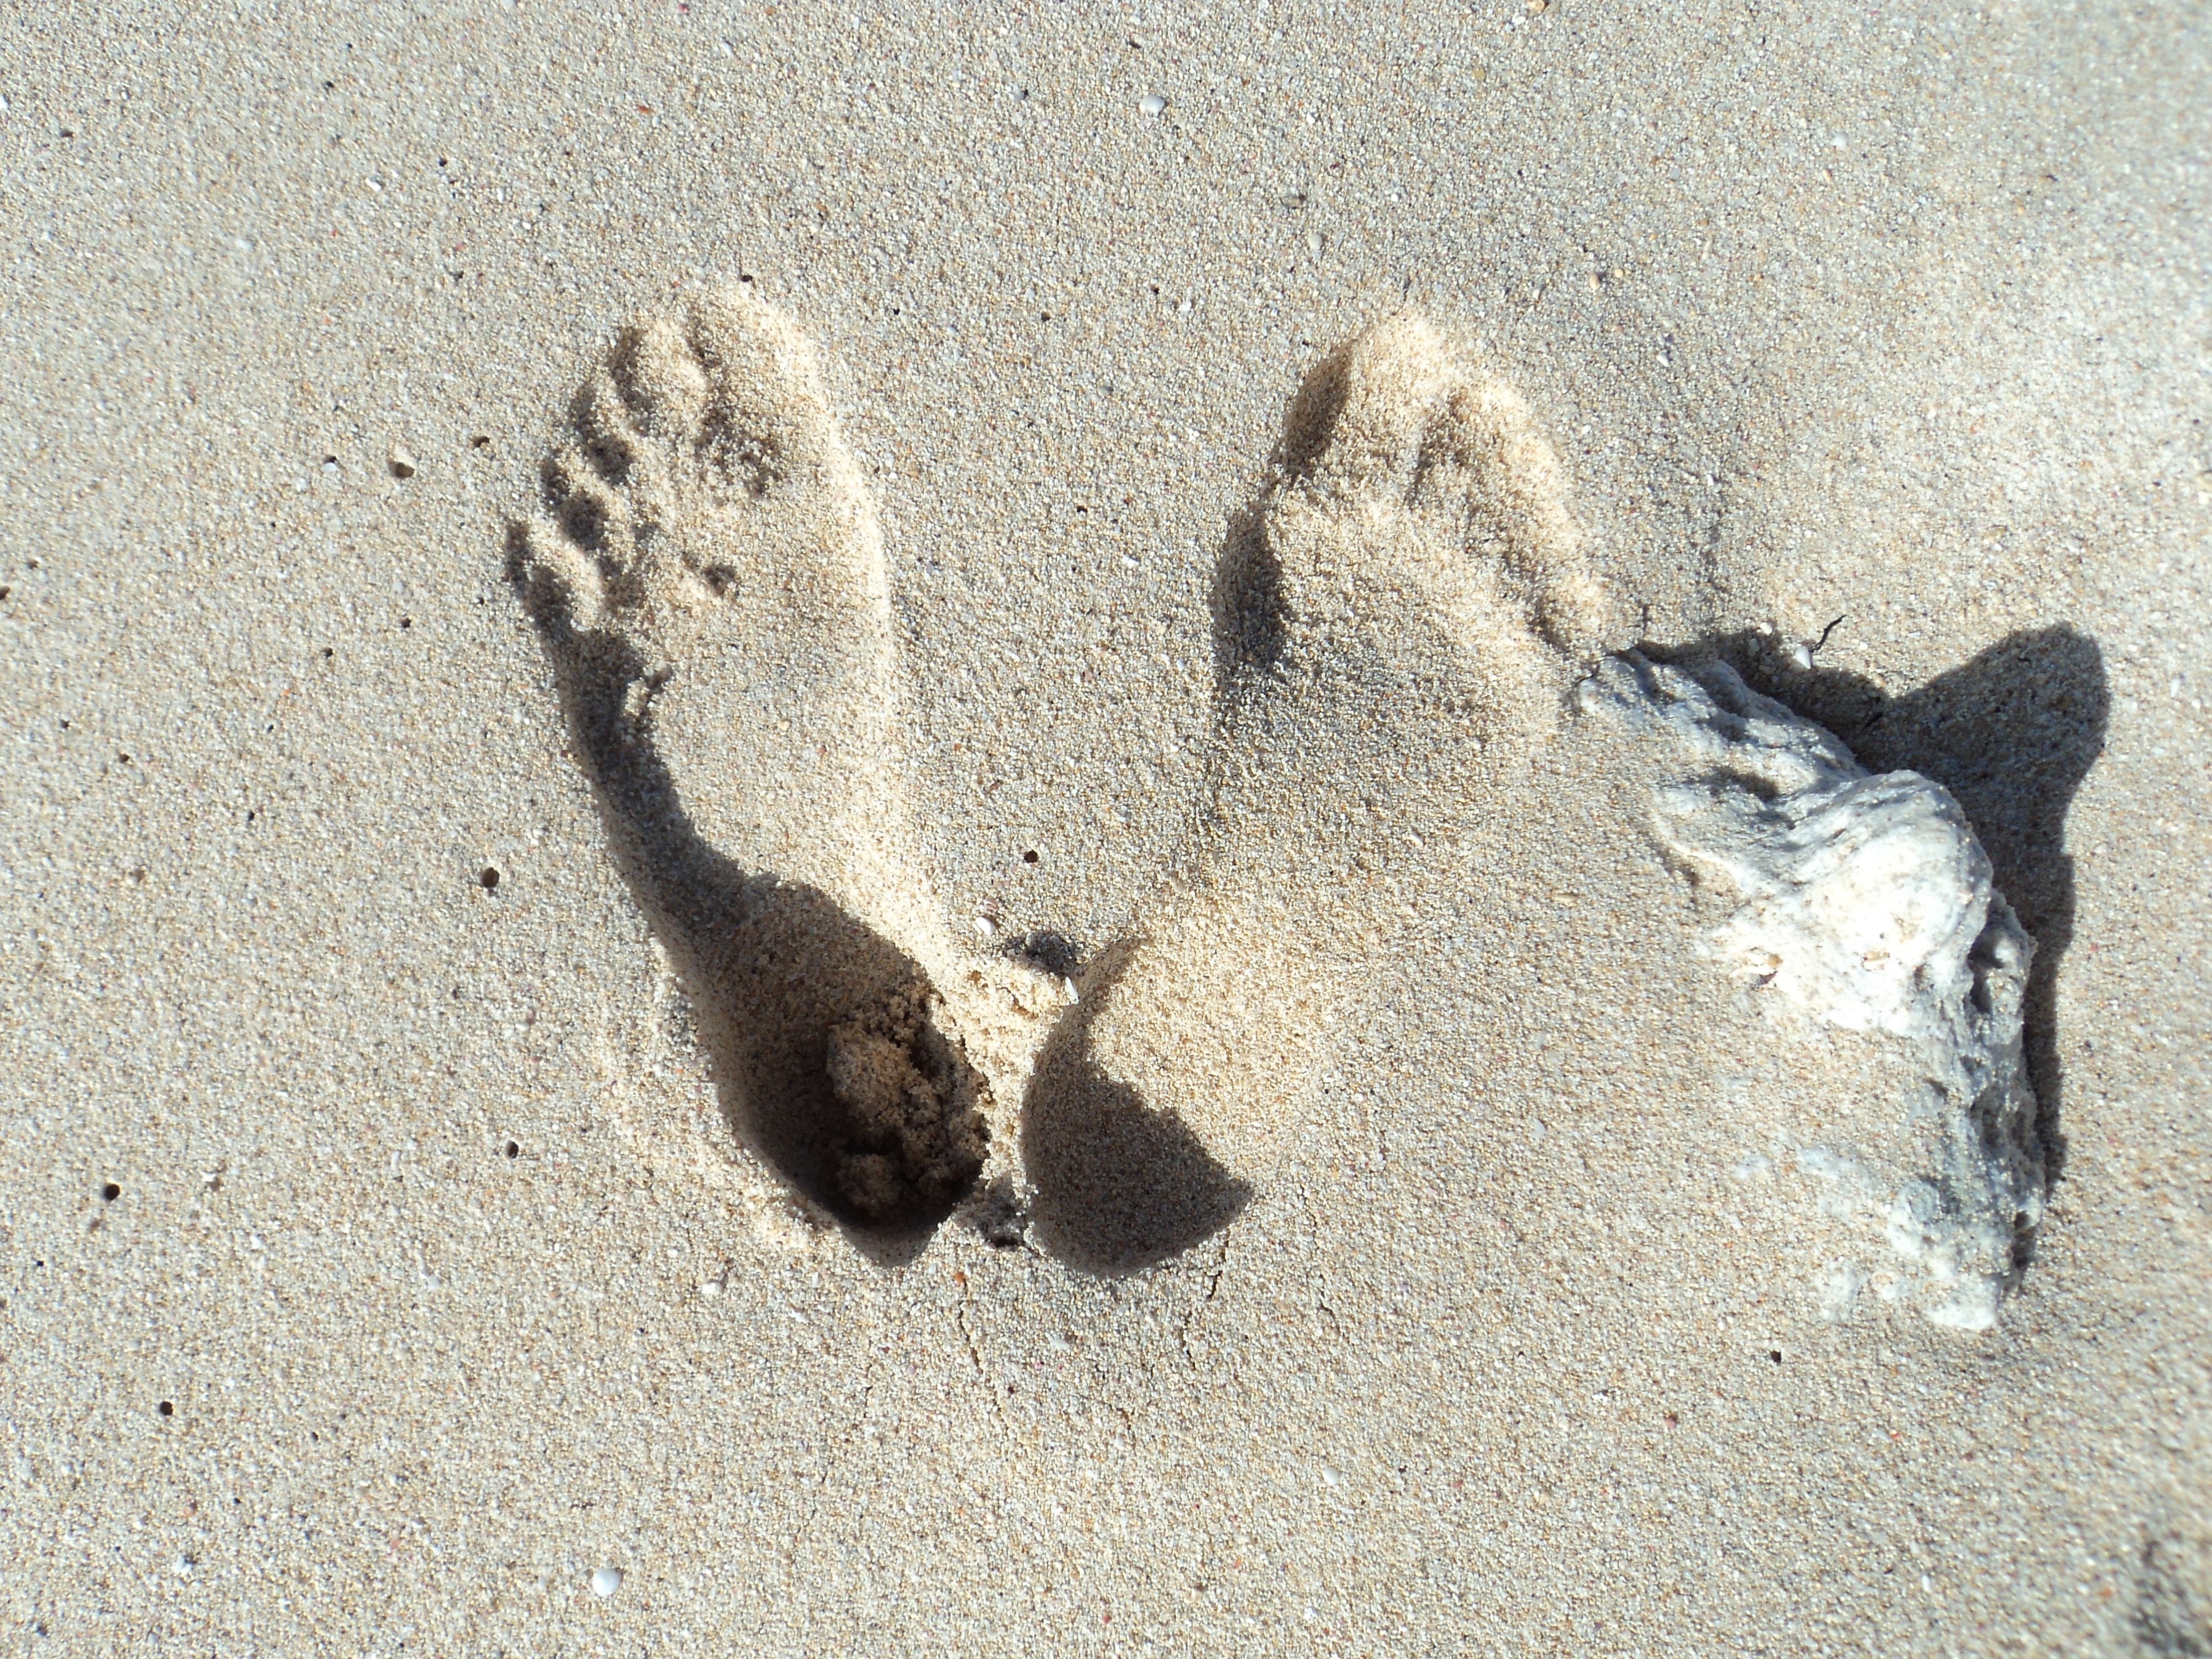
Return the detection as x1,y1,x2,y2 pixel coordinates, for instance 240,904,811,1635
1140,93,1167,117
973,915,998,938
388,442,417,479
589,1566,624,1598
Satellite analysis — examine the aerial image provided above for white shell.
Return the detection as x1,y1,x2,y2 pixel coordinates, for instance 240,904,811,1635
1588,652,2044,1332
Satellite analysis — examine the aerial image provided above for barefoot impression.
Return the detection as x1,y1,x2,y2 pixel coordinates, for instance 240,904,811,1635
511,287,2046,1326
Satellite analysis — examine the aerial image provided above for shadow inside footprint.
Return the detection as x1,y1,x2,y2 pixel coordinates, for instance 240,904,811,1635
1692,624,2109,1181
509,529,984,1262
2135,1520,2212,1658
1019,947,1254,1275
1019,476,1307,1275
1208,504,1286,688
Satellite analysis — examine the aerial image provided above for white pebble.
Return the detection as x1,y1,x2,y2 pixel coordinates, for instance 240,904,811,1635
1140,93,1167,117
973,915,997,937
589,1566,624,1598
388,441,418,479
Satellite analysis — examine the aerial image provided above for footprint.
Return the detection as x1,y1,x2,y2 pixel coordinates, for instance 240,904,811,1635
1020,315,1615,1272
509,286,1054,1249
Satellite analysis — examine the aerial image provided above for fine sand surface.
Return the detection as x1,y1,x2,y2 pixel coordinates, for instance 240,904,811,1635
3,3,2208,1652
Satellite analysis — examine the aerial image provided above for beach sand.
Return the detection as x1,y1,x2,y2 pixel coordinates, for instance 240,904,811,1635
2,2,2207,1650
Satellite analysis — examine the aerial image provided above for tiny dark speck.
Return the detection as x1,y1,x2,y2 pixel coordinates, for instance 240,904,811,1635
1770,1349,1784,1364
400,616,412,629
158,1400,174,1416
101,1182,120,1202
505,1141,519,1159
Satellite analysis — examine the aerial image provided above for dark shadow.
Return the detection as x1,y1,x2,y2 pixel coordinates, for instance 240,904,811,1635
1000,928,1086,981
1208,504,1286,688
1017,353,1362,1275
507,525,984,1265
1272,337,1357,486
2135,1524,2212,1657
1019,944,1254,1274
1667,625,2107,1181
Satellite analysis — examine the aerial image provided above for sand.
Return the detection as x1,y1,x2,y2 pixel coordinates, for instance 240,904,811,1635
2,2,2208,1651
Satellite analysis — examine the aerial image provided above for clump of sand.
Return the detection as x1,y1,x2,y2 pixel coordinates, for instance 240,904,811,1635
827,984,990,1219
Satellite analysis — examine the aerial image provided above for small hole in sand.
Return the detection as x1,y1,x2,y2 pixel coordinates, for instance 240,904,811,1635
400,617,412,630
504,1141,520,1159
471,434,491,448
479,867,500,891
1769,1349,1784,1364
101,1182,121,1202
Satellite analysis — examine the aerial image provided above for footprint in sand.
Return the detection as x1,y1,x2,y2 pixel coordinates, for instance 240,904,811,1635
1020,315,1617,1271
1021,317,2052,1314
509,286,1062,1251
508,295,2050,1314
